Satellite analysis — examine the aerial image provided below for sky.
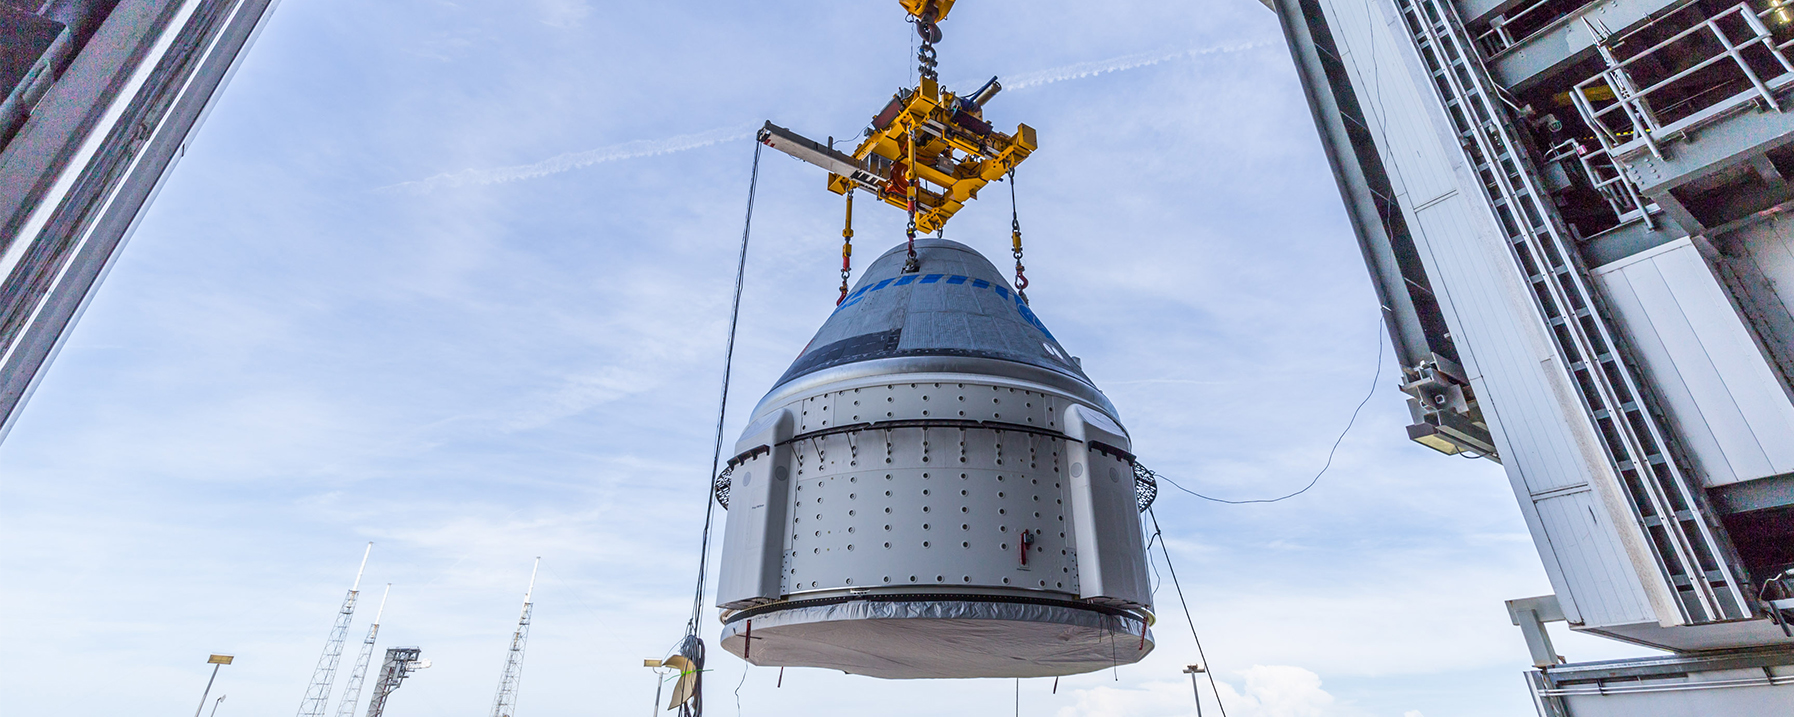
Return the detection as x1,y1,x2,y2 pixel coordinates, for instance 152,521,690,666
0,1,1660,715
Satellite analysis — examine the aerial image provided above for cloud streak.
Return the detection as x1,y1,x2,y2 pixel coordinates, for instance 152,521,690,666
381,124,757,194
1003,40,1279,90
387,40,1279,194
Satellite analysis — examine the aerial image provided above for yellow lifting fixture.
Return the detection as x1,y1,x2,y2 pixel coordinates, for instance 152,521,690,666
758,0,1036,237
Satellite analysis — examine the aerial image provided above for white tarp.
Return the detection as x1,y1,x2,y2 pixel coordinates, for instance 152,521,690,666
718,598,1153,679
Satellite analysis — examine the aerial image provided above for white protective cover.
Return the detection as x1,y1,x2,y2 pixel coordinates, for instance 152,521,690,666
716,409,795,608
718,598,1153,679
1065,405,1152,607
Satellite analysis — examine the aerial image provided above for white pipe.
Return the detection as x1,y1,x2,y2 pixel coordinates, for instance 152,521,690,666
373,584,391,625
352,542,373,592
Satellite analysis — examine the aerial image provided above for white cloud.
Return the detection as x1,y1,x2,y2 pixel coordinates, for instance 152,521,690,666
536,0,591,27
1218,666,1339,717
1057,666,1338,717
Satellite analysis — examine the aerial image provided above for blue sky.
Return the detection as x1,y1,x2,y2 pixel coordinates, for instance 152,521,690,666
0,1,1658,715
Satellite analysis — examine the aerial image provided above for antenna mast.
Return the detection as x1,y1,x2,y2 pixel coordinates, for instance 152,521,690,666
334,584,390,717
297,542,373,717
489,558,540,717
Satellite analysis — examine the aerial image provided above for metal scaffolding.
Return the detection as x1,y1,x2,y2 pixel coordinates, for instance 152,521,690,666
334,584,390,717
490,558,540,717
297,544,373,717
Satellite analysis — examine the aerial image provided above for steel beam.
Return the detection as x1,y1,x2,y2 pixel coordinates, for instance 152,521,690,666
0,0,281,441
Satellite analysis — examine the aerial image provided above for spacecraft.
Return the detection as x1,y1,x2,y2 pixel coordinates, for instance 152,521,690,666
713,238,1154,679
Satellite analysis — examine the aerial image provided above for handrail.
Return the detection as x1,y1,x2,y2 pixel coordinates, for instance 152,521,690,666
1572,2,1794,159
1547,139,1656,226
1476,0,1599,55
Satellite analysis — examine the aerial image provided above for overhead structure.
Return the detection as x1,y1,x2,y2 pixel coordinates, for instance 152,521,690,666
758,0,1035,237
1264,0,1794,711
298,543,373,717
334,584,391,717
714,239,1154,679
362,647,429,717
0,0,284,441
489,558,539,717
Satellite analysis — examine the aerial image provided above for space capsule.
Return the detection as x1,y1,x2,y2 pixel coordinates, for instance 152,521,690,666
714,238,1153,679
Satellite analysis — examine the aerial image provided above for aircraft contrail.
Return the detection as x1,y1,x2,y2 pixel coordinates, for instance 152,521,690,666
1001,39,1278,90
382,125,757,194
387,40,1278,193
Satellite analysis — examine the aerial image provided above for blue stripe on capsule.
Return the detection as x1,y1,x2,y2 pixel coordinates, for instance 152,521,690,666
829,274,1055,341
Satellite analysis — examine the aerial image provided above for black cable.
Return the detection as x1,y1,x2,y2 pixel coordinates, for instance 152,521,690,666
686,140,763,635
1157,317,1385,504
1147,507,1229,717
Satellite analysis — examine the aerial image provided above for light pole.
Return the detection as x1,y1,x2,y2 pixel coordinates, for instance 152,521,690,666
195,654,233,717
209,695,227,717
1183,664,1206,717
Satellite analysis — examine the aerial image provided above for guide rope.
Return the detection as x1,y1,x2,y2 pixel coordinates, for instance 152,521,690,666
1142,316,1385,505
675,138,763,717
1147,506,1230,717
1008,170,1028,304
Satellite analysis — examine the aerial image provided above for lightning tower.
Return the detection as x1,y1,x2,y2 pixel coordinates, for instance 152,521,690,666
297,543,373,717
489,558,540,717
334,584,390,717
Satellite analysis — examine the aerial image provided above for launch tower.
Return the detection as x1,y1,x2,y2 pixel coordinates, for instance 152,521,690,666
1268,0,1794,711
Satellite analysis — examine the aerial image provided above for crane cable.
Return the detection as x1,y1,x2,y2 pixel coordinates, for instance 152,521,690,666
1008,169,1028,304
1147,506,1230,717
837,191,855,305
675,138,764,717
903,126,921,273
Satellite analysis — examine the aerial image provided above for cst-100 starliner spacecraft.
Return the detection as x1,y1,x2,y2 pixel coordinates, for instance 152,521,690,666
714,238,1154,679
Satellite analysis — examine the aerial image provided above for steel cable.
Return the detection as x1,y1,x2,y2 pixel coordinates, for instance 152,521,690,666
1147,506,1229,717
674,139,763,717
1151,316,1384,504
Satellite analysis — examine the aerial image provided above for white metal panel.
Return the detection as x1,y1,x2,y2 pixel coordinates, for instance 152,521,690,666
1322,0,1463,206
1599,270,1742,485
1658,248,1794,474
1533,489,1660,625
1411,189,1661,626
1414,195,1593,495
1593,239,1794,486
1063,405,1150,608
717,409,796,608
